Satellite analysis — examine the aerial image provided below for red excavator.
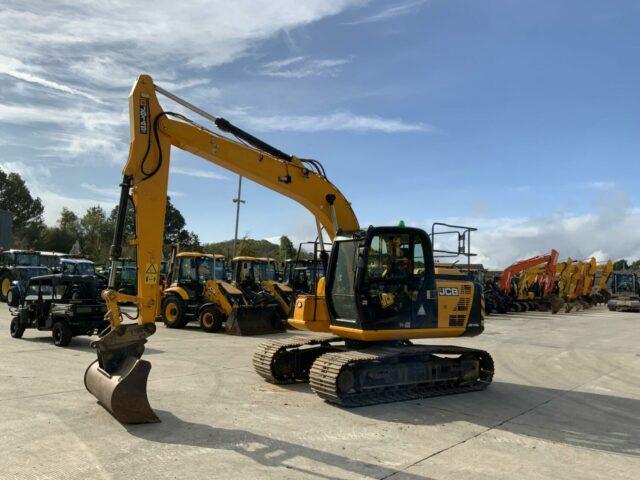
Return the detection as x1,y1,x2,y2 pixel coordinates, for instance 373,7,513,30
497,249,563,312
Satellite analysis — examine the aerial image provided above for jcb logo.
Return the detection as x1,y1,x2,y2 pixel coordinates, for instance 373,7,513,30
439,287,459,296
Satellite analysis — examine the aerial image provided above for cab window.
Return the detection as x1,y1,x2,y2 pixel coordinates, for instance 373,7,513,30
179,258,197,282
25,283,39,301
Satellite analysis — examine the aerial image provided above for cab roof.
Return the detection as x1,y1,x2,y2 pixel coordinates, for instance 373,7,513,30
61,258,94,264
233,256,276,263
177,252,224,259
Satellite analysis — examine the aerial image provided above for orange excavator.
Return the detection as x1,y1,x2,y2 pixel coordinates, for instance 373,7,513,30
497,249,562,312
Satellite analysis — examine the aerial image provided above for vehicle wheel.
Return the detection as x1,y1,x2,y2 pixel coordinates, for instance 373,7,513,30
52,321,72,347
6,287,20,307
162,296,187,328
199,306,224,332
0,272,13,301
10,317,25,338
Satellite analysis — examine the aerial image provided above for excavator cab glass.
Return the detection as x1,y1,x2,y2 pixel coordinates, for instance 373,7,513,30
326,227,437,331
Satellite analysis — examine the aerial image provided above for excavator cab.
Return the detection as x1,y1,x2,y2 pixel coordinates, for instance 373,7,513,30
326,227,438,331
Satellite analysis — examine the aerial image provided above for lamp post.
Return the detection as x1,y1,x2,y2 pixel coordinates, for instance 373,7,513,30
232,175,245,258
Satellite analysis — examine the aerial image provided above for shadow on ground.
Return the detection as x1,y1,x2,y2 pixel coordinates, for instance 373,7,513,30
17,336,164,354
127,410,431,480
346,381,640,456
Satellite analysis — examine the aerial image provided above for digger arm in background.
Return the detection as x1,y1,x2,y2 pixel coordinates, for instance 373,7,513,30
499,249,559,294
595,260,613,295
580,258,598,297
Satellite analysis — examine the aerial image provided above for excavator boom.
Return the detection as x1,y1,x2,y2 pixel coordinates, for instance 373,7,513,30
85,75,359,423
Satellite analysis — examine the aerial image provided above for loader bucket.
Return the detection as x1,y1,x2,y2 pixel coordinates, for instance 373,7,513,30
225,304,285,336
85,356,159,424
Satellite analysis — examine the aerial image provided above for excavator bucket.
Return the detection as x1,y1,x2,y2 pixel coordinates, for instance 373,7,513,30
85,356,159,424
225,304,285,336
84,323,160,424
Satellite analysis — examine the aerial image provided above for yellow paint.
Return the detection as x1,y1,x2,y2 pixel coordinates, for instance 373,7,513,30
103,74,358,327
163,286,189,301
1,277,10,297
328,325,466,341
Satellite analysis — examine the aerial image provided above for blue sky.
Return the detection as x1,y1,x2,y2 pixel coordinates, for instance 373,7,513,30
1,0,639,267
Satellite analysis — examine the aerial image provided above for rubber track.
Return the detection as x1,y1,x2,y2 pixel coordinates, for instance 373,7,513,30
253,335,339,384
309,346,494,407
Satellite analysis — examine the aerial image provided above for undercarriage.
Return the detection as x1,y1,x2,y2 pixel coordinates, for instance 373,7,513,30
253,335,494,407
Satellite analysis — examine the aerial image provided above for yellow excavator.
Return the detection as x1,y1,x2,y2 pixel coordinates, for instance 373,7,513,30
593,260,613,304
578,257,598,307
84,75,493,424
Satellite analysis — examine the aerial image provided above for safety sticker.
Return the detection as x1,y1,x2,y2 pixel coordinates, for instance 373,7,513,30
145,263,158,284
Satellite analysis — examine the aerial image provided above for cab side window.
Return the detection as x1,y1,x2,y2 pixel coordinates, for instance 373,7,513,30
179,259,197,283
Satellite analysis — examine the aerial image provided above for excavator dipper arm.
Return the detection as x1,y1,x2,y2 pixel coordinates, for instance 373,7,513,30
85,75,359,423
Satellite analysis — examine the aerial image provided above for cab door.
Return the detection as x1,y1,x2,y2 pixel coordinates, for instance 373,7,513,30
176,258,198,300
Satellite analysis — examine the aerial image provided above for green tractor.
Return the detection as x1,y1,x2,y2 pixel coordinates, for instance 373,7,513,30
1,250,50,305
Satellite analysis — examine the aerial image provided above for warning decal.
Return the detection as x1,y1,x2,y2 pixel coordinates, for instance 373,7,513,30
145,263,159,284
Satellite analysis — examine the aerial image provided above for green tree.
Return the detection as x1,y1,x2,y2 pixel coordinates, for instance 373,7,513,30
164,197,186,245
40,208,82,253
279,235,296,262
58,208,81,238
108,196,198,257
613,259,629,270
630,259,640,271
81,206,111,264
0,167,45,247
237,237,256,257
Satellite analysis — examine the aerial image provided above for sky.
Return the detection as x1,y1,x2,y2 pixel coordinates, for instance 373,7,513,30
0,0,639,268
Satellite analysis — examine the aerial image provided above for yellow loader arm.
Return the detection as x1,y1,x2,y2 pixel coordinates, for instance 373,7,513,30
85,74,359,423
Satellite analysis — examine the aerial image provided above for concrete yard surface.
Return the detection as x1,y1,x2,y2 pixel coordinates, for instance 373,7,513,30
0,304,638,479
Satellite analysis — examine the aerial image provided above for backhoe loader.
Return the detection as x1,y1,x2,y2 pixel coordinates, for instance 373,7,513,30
232,256,293,320
84,75,493,424
160,247,282,335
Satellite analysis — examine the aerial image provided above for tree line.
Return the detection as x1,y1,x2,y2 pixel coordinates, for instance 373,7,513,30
1,167,303,265
1,167,199,265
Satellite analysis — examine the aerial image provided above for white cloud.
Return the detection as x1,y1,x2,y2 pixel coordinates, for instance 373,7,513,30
170,165,228,180
584,180,616,190
80,183,119,199
242,111,432,133
1,161,111,223
258,56,352,78
345,0,427,25
0,0,364,161
0,55,104,103
429,206,640,269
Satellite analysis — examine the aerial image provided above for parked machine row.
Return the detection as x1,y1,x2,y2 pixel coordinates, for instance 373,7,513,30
483,253,614,315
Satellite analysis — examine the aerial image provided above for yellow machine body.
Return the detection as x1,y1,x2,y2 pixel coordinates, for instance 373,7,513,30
87,74,488,423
